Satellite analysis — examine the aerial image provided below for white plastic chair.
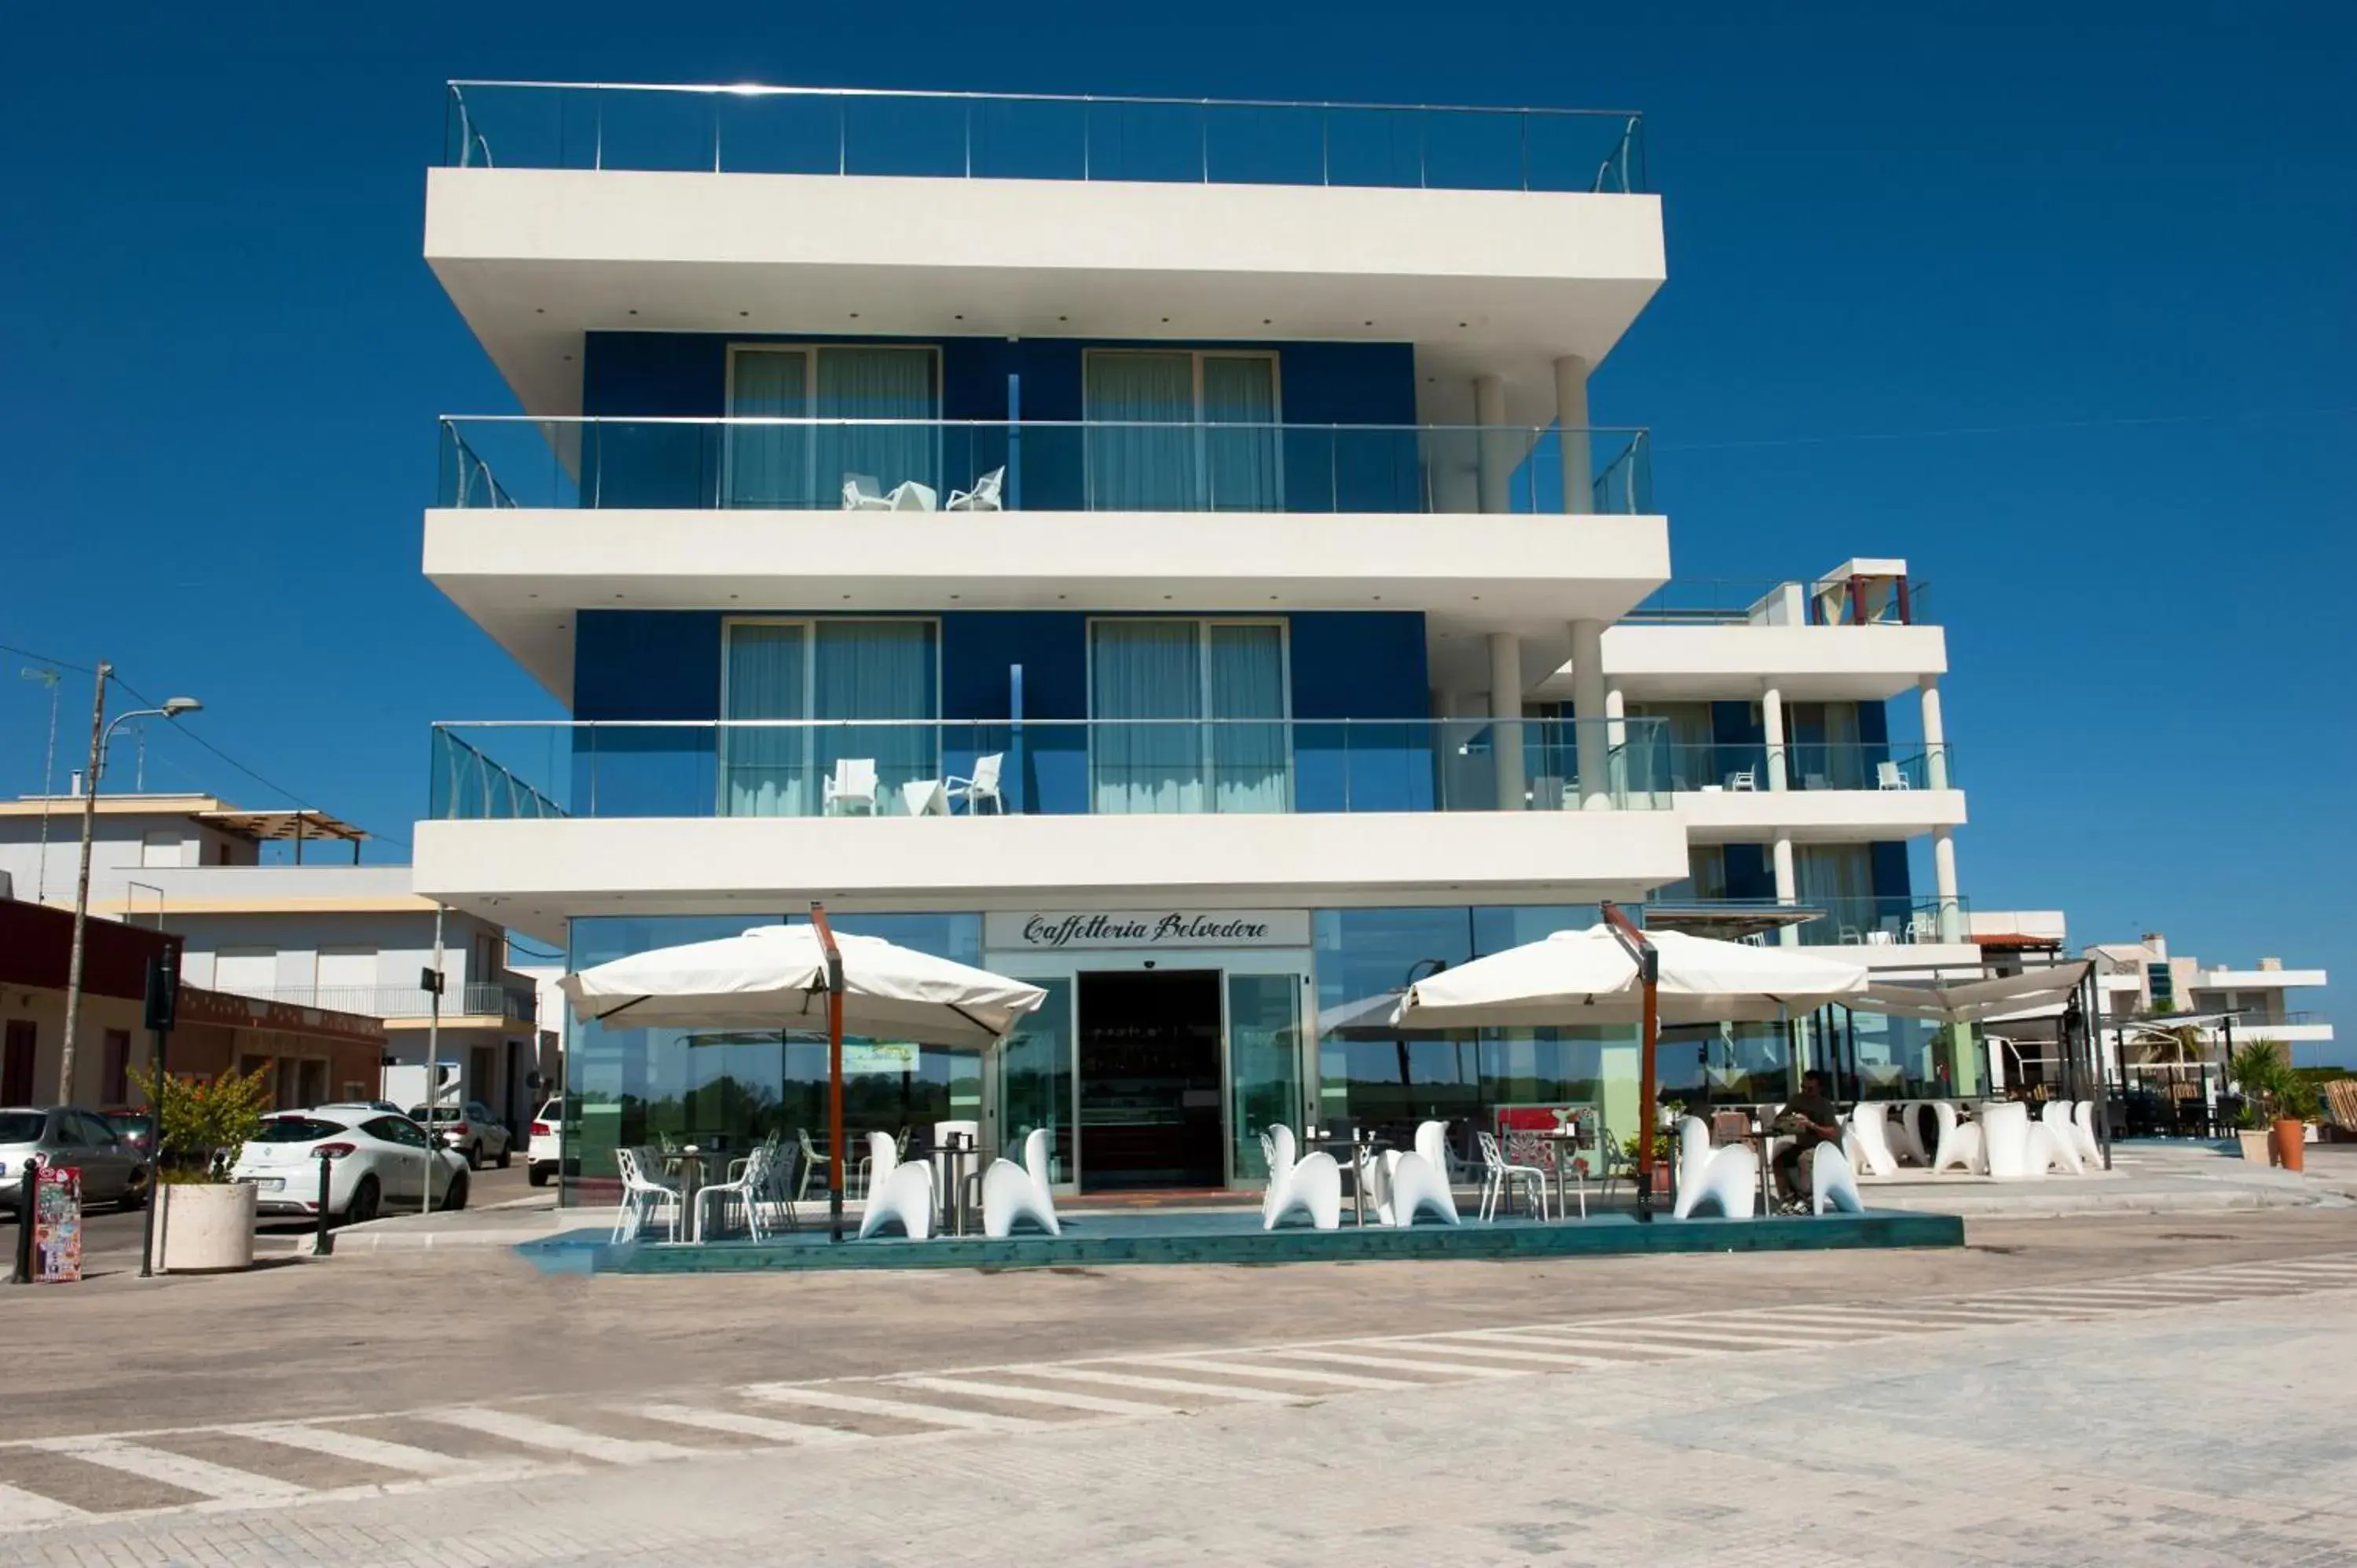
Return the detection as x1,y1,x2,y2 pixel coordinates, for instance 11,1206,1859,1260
1382,1148,1461,1228
2072,1099,2101,1164
1844,1103,1900,1178
1726,768,1758,791
947,466,1004,511
945,753,1006,815
857,1160,936,1240
823,757,878,816
1980,1101,2035,1180
1260,1123,1342,1231
885,480,938,511
981,1127,1061,1238
695,1141,778,1241
1475,1131,1549,1222
1810,1142,1865,1215
1671,1116,1760,1220
1876,760,1910,790
1929,1101,1985,1174
841,473,893,511
2039,1100,2087,1174
612,1146,681,1243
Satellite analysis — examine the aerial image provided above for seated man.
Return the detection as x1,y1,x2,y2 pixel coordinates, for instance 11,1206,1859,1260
1770,1070,1844,1212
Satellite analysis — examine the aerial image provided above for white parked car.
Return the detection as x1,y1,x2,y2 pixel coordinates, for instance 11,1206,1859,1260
230,1108,471,1224
526,1099,563,1188
406,1101,514,1171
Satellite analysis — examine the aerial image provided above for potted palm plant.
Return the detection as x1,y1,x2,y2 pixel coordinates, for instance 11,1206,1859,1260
2228,1039,2314,1172
131,1065,271,1272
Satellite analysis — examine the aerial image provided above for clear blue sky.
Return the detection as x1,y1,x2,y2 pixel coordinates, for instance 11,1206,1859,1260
2,3,2351,1005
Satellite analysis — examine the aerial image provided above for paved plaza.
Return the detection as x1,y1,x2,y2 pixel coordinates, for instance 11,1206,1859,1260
0,1211,2352,1563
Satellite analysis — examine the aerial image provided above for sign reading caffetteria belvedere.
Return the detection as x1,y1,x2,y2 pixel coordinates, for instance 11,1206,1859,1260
985,910,1310,952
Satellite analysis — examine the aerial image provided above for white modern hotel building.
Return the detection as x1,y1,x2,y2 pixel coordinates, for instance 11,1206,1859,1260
414,83,1974,1197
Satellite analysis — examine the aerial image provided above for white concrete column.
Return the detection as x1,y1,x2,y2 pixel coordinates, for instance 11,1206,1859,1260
1487,632,1524,811
1760,682,1788,792
1570,618,1610,809
1934,826,1963,941
1474,374,1512,514
1919,675,1949,789
1772,834,1798,947
1553,354,1593,515
1603,680,1625,747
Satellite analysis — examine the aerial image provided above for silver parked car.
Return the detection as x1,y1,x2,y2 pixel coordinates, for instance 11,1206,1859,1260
0,1107,150,1211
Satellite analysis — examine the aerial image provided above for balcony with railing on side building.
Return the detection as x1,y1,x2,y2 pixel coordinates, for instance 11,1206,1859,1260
1620,573,1934,628
435,417,1653,518
211,980,537,1024
1642,894,1969,950
428,716,1674,822
443,82,1647,195
1622,741,1955,796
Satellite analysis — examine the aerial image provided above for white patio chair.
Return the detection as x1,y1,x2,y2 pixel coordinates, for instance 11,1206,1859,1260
857,1159,936,1241
2040,1100,2087,1174
982,1127,1061,1239
796,1128,825,1201
885,479,938,511
1844,1103,1900,1178
612,1146,681,1244
1725,768,1758,791
944,753,1006,815
1907,910,1941,944
1672,1116,1759,1220
841,473,893,511
947,466,1004,511
695,1140,778,1242
1802,772,1830,791
1475,1131,1549,1222
1876,760,1911,790
2072,1099,2101,1164
1929,1101,1985,1174
1382,1149,1461,1229
823,757,878,816
1261,1123,1342,1231
1810,1142,1865,1215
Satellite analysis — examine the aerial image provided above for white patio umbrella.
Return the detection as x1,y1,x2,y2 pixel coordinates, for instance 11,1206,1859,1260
560,911,1046,1238
1387,913,1869,1213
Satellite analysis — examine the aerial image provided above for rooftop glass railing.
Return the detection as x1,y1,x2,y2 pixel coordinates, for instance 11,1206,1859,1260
1621,577,1934,627
436,418,1653,516
1625,742,1954,794
443,82,1647,194
1642,895,1968,949
430,717,1670,822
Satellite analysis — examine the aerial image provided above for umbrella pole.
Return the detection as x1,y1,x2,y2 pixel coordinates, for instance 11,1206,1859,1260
812,903,847,1243
1601,903,1660,1222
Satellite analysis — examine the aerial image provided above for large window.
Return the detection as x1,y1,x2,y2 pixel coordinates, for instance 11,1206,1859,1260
720,618,940,816
1083,350,1279,511
1088,619,1288,814
725,345,941,508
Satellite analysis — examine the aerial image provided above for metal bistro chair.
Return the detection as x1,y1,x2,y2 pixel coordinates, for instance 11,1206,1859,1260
613,1146,683,1244
1475,1131,1550,1222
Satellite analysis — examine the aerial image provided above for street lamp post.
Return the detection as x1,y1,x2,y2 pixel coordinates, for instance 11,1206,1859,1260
57,679,202,1105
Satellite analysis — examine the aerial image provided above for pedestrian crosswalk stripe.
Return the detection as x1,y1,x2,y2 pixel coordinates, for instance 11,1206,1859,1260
0,1483,85,1529
1017,1366,1302,1404
33,1438,309,1504
219,1423,476,1477
1141,1356,1427,1390
888,1376,1172,1419
1258,1347,1525,1379
1394,1334,1631,1366
632,1404,867,1445
743,1383,1047,1431
417,1408,696,1464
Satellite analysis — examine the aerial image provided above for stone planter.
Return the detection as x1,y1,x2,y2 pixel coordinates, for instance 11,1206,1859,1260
2234,1130,2271,1163
150,1181,258,1273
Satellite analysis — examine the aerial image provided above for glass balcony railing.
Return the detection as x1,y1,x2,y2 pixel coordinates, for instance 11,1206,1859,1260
435,418,1652,517
1618,742,1953,794
444,82,1647,195
1642,895,1968,949
430,718,1671,822
1622,576,1935,627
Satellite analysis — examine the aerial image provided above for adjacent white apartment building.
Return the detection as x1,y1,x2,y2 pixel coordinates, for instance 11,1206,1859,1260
0,793,550,1125
2090,931,2334,1065
412,82,1976,1195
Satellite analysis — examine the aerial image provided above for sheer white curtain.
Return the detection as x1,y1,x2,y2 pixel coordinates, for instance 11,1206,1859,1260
1086,352,1195,510
1208,622,1288,812
1821,701,1862,789
814,621,937,807
726,350,811,508
1091,621,1204,813
723,623,808,816
817,348,937,500
1795,844,1875,935
1201,356,1278,511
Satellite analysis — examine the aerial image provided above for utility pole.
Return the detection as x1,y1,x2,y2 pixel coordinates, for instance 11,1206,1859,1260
17,669,61,903
59,662,112,1105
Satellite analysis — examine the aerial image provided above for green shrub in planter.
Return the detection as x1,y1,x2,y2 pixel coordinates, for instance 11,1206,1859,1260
128,1065,271,1184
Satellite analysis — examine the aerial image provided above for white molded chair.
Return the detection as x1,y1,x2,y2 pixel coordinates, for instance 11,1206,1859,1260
1382,1149,1461,1228
1844,1103,1900,1178
613,1146,682,1243
1672,1116,1759,1220
1980,1101,2034,1180
1886,1101,1930,1166
1475,1131,1549,1222
2022,1120,2072,1178
856,1132,936,1240
2039,1101,2087,1174
823,757,878,816
1810,1142,1865,1215
1726,768,1758,791
885,479,938,511
841,473,893,511
945,753,1006,815
1930,1101,1985,1175
695,1140,778,1242
1260,1124,1342,1231
981,1127,1061,1239
1876,760,1911,790
947,466,1004,511
2072,1099,2102,1164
